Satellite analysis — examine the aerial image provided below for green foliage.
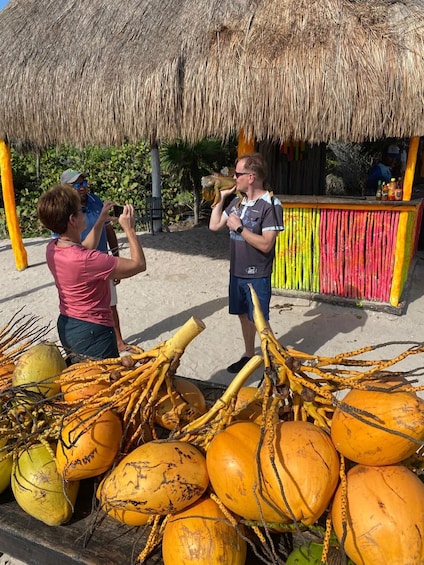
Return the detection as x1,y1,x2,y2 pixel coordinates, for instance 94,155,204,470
0,136,237,238
325,138,407,196
161,136,237,224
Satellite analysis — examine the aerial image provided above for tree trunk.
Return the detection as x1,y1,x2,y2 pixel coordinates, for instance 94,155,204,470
193,187,201,224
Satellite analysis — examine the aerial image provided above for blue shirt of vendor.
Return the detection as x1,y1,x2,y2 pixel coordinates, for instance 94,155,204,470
366,162,393,194
366,145,400,195
80,193,109,253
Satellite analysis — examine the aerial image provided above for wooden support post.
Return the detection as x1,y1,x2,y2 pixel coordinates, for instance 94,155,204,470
402,136,420,201
0,139,28,271
237,129,255,157
390,136,420,306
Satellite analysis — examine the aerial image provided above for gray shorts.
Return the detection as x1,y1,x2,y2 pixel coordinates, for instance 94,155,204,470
58,314,118,361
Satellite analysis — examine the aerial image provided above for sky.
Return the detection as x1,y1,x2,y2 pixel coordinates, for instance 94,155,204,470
0,1,8,10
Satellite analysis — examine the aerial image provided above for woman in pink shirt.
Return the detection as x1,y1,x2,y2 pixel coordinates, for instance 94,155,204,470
37,185,146,362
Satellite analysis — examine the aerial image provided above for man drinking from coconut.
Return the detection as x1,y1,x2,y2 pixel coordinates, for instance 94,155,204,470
209,153,284,374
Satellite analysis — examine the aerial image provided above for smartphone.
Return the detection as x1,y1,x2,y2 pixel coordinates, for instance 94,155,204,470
113,205,124,216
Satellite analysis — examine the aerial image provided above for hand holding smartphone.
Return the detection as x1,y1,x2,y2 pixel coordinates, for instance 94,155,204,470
113,205,124,216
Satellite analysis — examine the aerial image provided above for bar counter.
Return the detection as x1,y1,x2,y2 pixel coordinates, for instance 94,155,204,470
272,194,423,312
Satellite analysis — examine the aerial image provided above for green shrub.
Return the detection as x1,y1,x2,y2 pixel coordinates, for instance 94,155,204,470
1,137,237,238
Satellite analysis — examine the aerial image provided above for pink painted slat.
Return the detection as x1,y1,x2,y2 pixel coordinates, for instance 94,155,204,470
365,211,375,299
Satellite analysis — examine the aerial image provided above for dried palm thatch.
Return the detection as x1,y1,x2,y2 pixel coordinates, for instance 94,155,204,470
0,0,424,147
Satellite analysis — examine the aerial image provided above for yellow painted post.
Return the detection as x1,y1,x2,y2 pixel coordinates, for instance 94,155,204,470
390,136,420,305
402,136,419,201
390,211,408,306
0,139,28,270
237,129,255,157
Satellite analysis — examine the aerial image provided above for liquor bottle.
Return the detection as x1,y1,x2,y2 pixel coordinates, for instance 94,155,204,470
394,178,403,201
376,180,382,200
381,182,389,201
388,178,396,201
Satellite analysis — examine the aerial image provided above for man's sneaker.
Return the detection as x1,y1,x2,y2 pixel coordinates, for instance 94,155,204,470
227,356,252,374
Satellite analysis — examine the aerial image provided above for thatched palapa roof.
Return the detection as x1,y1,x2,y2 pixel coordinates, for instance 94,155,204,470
0,0,424,147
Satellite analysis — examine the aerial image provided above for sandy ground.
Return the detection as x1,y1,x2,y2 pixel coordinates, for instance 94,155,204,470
1,223,423,396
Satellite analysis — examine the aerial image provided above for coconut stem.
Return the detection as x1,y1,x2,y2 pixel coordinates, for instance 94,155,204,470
161,317,205,360
183,355,263,431
248,283,269,334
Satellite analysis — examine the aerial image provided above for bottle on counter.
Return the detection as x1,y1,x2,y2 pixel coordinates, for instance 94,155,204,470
388,178,396,201
376,180,382,200
381,182,389,201
394,178,403,201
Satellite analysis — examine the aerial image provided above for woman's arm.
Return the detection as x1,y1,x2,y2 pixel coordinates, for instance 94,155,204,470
106,223,120,257
82,201,115,249
110,204,146,279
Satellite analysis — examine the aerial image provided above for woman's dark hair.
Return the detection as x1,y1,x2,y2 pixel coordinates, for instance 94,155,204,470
37,184,80,234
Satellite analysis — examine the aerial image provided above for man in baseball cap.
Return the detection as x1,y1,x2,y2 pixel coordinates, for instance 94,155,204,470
61,169,86,185
386,144,400,157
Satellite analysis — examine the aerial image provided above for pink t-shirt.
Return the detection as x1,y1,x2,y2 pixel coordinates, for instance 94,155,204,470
46,239,118,327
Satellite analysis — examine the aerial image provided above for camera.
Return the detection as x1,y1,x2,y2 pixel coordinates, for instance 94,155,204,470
113,205,124,216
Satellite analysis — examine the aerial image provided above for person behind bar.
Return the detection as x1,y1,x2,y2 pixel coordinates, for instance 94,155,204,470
365,144,401,196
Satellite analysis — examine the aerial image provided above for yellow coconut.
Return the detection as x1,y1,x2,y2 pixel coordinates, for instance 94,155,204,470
206,421,289,523
60,365,110,402
106,505,152,527
162,497,247,565
96,474,152,526
56,409,122,481
97,439,209,515
259,421,340,525
332,464,424,564
331,382,424,466
11,442,79,526
154,377,207,430
234,386,279,425
0,436,12,495
12,342,66,399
